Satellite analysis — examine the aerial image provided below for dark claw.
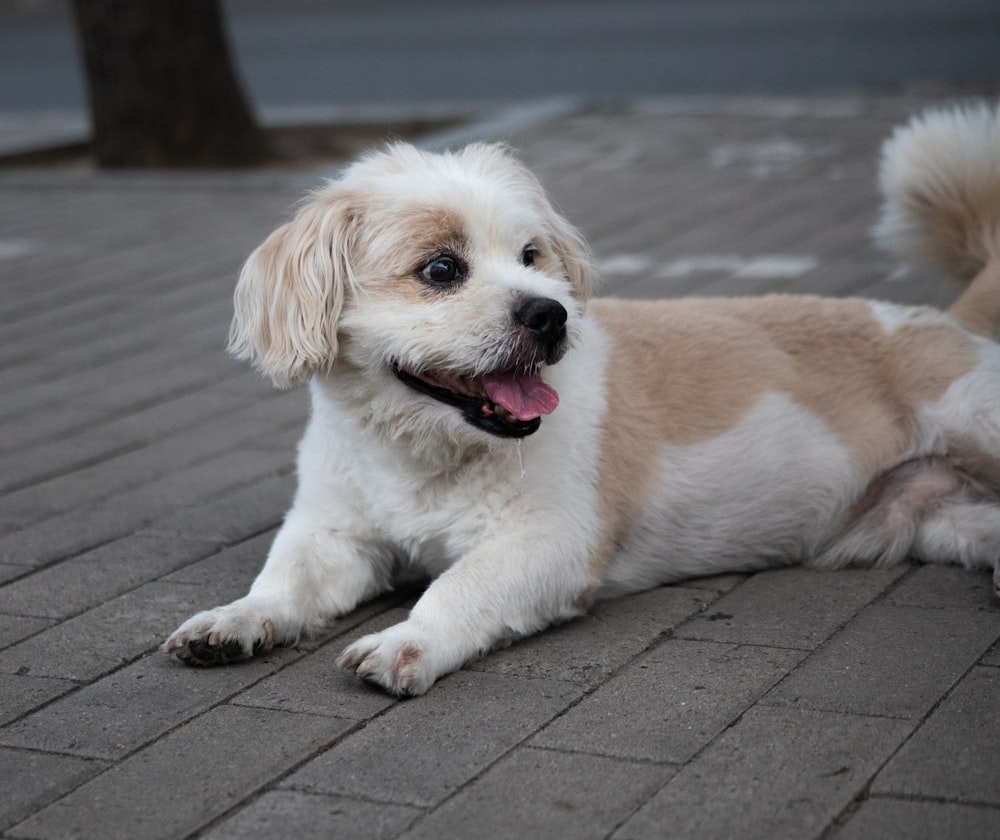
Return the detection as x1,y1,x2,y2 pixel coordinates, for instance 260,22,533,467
174,638,263,667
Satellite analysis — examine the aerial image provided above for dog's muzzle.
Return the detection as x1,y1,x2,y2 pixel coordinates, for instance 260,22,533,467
394,297,568,438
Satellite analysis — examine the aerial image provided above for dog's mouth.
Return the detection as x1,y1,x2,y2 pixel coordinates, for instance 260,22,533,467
393,364,559,438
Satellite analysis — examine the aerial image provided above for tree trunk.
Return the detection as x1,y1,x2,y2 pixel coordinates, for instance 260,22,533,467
70,0,273,168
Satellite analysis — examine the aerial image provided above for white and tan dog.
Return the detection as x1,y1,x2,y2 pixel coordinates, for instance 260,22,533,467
165,103,1000,695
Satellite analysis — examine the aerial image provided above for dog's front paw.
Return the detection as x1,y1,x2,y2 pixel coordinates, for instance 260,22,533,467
162,599,277,666
337,622,447,696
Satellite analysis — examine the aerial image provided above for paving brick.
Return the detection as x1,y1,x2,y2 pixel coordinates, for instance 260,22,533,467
0,747,107,832
675,573,747,594
0,648,303,759
468,584,714,687
872,667,1000,805
532,639,805,763
0,393,301,531
204,790,421,840
232,607,410,720
830,797,999,840
0,381,274,494
676,567,906,649
883,565,999,611
7,704,355,840
0,573,282,681
400,747,675,840
1,341,236,430
0,563,27,583
159,529,276,595
145,473,295,543
0,534,220,620
0,447,291,567
284,670,582,808
612,706,913,840
0,612,53,646
0,673,76,727
763,604,1000,718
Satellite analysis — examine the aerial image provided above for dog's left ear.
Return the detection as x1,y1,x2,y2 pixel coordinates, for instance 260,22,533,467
544,205,594,302
228,187,359,387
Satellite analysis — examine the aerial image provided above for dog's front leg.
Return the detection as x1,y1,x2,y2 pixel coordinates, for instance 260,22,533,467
337,539,593,696
163,513,392,665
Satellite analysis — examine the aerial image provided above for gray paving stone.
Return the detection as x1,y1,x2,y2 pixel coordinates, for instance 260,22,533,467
0,648,302,760
0,574,279,681
159,530,277,595
873,667,1000,805
830,797,999,840
0,447,291,567
676,567,906,649
0,612,54,646
1,405,115,456
145,472,295,543
284,670,583,808
0,747,107,832
0,381,275,495
8,704,355,840
232,607,410,720
1,341,236,429
674,573,747,594
400,747,675,840
0,534,220,620
884,565,999,611
201,790,422,840
613,706,913,840
982,642,1000,668
763,604,1000,718
0,563,28,583
0,672,76,727
0,393,301,530
468,584,714,687
532,639,805,763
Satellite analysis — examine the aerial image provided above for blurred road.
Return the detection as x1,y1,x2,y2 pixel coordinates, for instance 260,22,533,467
1,0,998,114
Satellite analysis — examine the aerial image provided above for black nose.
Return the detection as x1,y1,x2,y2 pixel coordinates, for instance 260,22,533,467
515,297,568,348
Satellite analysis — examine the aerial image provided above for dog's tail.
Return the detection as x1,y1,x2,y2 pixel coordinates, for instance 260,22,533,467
875,101,1000,338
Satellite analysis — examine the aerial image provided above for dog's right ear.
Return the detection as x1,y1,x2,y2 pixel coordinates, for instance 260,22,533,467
229,188,359,387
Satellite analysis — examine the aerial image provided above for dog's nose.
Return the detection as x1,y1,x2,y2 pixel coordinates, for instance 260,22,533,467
516,297,568,347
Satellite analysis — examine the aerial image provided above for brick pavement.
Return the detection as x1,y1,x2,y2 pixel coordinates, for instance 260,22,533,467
1,95,999,839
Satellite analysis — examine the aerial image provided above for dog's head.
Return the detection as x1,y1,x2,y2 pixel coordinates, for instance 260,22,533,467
230,142,593,441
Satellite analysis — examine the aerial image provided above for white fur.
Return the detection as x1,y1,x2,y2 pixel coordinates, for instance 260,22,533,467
598,392,859,596
166,106,1000,695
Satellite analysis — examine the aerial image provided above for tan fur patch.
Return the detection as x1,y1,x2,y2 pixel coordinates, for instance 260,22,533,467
949,261,1000,340
588,294,978,576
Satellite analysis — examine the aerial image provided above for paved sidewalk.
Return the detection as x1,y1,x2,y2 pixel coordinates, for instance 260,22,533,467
2,94,999,840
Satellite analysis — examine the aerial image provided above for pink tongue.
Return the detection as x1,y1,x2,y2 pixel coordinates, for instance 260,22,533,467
481,371,559,420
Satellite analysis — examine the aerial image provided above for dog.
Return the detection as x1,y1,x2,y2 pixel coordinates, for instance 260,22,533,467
164,103,1000,696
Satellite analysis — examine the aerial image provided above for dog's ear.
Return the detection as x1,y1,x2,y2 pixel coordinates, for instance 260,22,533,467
229,188,358,387
545,206,594,303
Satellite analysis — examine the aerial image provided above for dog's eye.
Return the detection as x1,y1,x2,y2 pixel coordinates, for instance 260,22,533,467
418,254,465,287
521,246,539,267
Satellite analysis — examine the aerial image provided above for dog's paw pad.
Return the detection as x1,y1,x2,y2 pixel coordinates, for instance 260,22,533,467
163,607,276,667
172,637,264,667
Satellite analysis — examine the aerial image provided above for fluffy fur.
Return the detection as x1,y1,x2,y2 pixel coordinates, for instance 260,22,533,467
165,103,1000,696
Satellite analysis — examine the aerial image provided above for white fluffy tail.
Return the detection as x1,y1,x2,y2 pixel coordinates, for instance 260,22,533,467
876,101,1000,278
875,101,1000,337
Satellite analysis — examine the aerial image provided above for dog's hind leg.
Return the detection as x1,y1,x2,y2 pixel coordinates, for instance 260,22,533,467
912,499,1000,599
163,514,395,665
